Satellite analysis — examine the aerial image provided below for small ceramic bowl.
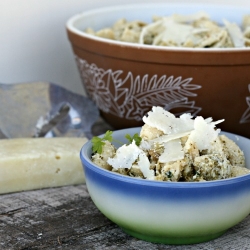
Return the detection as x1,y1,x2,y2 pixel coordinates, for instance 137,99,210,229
66,3,250,138
80,127,250,245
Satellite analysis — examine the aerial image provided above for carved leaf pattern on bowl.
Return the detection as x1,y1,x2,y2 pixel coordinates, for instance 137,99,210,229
76,56,203,121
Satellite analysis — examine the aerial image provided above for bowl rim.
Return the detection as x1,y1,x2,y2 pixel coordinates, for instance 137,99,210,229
80,127,250,188
66,2,250,53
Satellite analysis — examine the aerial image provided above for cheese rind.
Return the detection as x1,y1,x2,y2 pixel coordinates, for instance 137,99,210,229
0,137,87,194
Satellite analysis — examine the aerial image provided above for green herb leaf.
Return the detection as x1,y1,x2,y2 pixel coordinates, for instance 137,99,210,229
92,130,113,154
125,133,142,146
92,131,142,154
102,130,113,142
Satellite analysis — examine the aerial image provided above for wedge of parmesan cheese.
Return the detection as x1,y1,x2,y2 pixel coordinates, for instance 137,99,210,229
0,137,87,194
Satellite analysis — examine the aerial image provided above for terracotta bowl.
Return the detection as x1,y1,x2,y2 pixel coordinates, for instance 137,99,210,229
66,3,250,138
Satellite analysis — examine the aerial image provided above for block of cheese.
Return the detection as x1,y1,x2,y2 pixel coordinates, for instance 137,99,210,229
0,137,88,194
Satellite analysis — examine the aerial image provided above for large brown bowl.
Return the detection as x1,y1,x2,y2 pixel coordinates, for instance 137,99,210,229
66,3,250,138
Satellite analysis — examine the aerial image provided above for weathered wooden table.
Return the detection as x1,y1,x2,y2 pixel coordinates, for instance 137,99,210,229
0,184,250,250
1,118,250,249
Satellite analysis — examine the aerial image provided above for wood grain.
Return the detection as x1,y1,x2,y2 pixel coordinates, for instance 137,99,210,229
0,184,250,249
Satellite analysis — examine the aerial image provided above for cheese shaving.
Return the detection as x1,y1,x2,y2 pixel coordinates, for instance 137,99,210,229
137,152,154,179
142,106,193,134
187,116,223,151
159,139,184,163
107,141,140,169
224,19,245,47
151,131,192,144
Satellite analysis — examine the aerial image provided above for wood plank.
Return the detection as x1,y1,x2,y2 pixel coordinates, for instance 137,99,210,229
0,184,249,249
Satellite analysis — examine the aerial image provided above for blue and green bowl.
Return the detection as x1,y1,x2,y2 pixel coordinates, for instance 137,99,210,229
80,127,250,245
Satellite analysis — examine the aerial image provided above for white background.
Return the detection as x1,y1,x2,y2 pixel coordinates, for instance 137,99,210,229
1,0,250,95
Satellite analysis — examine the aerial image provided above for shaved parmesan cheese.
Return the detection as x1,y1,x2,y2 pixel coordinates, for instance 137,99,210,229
107,141,153,179
159,139,184,163
224,19,245,47
143,106,194,134
107,141,140,169
180,113,193,120
140,139,151,150
151,131,192,144
140,14,212,47
137,152,154,179
187,116,222,151
205,117,213,123
152,19,194,46
211,119,225,126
